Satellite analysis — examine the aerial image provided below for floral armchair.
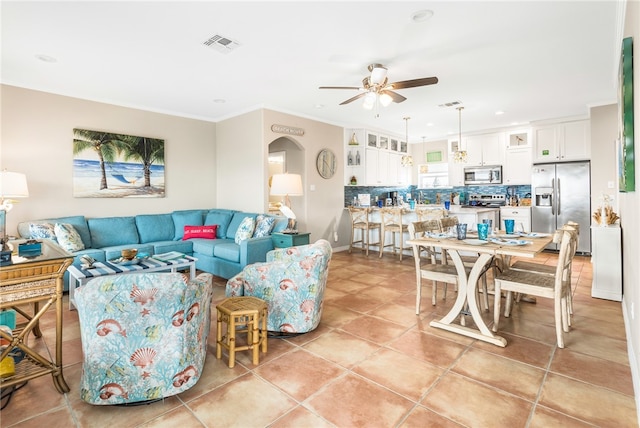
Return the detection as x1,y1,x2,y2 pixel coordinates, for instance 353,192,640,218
226,239,332,333
75,272,213,405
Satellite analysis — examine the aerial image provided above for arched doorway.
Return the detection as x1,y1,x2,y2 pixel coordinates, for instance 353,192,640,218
268,136,305,228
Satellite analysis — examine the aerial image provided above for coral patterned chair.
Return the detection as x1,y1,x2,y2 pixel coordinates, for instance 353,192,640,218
226,239,332,333
75,272,213,405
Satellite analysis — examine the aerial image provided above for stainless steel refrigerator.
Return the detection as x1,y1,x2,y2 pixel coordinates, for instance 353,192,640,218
531,161,591,254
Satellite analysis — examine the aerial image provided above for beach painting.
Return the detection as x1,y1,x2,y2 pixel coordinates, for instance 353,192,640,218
73,128,165,198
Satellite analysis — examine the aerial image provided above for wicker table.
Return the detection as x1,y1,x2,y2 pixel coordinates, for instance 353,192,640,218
0,239,74,393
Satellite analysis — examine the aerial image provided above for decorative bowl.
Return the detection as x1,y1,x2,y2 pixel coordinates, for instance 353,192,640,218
121,249,138,260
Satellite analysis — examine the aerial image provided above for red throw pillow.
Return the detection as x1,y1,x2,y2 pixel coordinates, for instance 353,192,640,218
183,225,217,240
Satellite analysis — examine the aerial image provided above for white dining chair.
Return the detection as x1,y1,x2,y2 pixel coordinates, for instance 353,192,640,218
492,227,575,348
408,221,471,314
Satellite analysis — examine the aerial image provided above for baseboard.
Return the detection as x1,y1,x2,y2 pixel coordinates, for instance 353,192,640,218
622,296,640,425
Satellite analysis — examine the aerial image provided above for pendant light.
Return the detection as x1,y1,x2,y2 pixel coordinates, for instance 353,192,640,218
401,117,414,166
454,106,467,163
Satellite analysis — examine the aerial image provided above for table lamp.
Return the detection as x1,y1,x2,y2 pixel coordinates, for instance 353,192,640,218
270,173,303,234
0,171,29,256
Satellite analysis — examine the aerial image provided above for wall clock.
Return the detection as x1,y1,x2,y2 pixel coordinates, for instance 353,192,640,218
316,149,337,179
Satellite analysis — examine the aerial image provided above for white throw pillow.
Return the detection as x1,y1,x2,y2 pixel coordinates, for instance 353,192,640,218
54,223,85,252
234,217,256,244
29,223,58,242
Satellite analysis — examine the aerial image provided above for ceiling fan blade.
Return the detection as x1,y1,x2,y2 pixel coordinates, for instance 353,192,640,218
319,86,361,90
388,77,438,90
380,90,407,103
339,92,367,105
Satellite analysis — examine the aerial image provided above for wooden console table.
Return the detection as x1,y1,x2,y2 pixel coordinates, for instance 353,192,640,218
0,239,74,393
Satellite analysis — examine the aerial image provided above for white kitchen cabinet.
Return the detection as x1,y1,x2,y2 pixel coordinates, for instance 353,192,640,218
447,137,467,186
388,152,400,184
500,206,531,232
591,226,622,301
533,120,590,163
503,146,533,185
465,133,506,166
365,148,390,185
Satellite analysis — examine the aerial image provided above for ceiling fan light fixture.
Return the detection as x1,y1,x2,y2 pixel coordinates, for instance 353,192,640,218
363,92,376,109
369,64,387,85
379,93,393,107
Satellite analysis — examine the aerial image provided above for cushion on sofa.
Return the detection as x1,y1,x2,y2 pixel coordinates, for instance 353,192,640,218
172,210,205,240
226,212,259,240
54,223,85,252
204,211,234,238
191,238,231,257
213,242,241,263
136,214,175,243
253,215,276,238
29,223,58,242
19,216,91,248
234,217,256,244
152,240,194,255
183,225,217,240
88,217,139,248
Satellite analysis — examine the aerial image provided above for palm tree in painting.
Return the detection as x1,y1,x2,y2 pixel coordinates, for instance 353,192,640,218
118,135,164,187
73,129,127,190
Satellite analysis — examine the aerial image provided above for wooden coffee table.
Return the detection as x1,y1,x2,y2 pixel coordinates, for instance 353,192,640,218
67,254,197,310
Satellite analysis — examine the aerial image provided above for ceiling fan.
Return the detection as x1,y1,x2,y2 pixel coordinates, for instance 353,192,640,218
319,63,438,108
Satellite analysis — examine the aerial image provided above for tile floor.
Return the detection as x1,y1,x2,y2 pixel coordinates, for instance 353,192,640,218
2,249,637,427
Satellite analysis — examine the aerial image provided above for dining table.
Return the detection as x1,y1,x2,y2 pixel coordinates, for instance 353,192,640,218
407,232,554,347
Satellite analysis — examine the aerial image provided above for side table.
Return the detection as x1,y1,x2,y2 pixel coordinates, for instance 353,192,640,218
272,232,310,248
0,239,74,393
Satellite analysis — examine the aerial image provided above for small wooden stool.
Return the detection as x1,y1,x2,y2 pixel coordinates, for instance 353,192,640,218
215,296,268,368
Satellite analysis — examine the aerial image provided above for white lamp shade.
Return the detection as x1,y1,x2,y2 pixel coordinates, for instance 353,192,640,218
0,171,29,198
270,173,303,196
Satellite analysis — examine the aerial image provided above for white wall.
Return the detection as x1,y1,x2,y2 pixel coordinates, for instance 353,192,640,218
620,0,640,419
0,85,217,235
590,104,618,213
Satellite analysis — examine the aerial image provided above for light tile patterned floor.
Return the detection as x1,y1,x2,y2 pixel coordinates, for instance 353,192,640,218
2,250,637,427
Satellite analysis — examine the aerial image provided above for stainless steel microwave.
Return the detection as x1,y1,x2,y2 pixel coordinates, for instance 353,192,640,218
463,165,502,185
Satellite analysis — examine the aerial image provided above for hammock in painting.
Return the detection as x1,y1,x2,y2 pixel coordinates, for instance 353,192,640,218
111,173,142,184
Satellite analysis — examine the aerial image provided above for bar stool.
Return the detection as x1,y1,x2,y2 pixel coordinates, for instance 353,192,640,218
348,207,381,256
379,207,409,261
216,296,268,368
415,207,447,221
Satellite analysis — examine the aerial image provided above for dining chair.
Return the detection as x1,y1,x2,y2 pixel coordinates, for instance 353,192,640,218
492,227,574,348
408,221,471,314
438,216,491,312
379,207,409,261
347,206,380,256
507,222,579,319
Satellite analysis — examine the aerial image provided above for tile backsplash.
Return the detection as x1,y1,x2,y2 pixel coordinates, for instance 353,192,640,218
344,184,532,206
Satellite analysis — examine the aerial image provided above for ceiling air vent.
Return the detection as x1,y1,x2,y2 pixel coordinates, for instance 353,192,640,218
438,100,463,108
203,34,240,54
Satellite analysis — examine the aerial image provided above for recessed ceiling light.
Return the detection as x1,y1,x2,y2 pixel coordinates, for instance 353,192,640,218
315,104,325,109
213,99,226,103
412,9,434,23
495,110,505,115
426,123,434,127
35,54,57,63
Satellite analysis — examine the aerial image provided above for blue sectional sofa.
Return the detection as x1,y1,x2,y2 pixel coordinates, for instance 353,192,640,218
17,209,288,289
